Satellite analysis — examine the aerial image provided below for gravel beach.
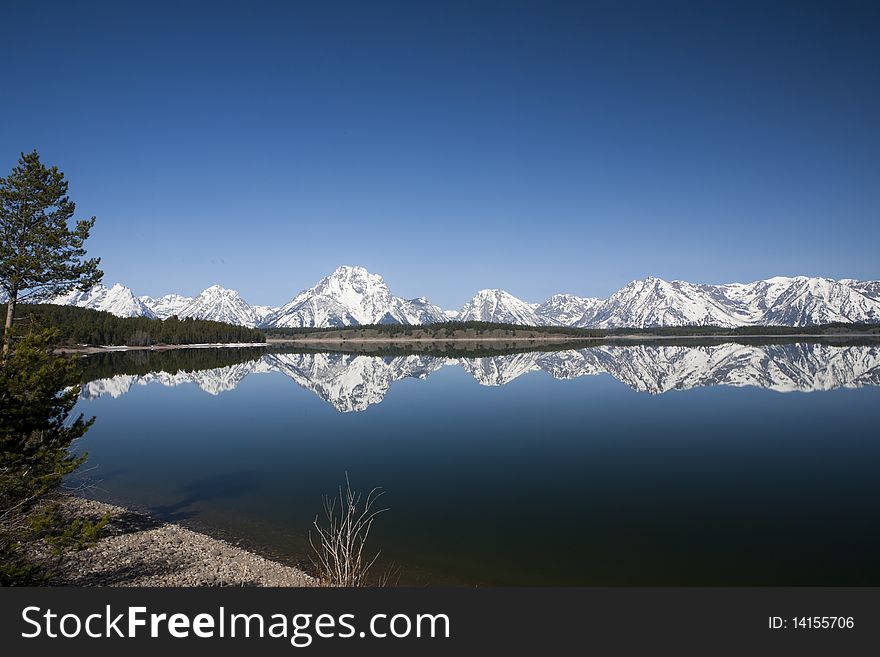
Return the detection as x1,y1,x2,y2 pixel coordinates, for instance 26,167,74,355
37,496,316,587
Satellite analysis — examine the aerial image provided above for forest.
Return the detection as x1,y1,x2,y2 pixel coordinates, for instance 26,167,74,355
5,305,877,349
265,320,880,340
4,303,266,346
265,321,607,339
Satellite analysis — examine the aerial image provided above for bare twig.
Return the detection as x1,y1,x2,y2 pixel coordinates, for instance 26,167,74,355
309,473,388,587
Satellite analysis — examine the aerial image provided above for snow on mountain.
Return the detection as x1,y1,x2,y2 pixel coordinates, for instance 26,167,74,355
718,276,880,326
754,277,880,326
45,268,880,329
839,279,880,303
578,276,880,329
535,294,603,326
51,284,157,319
583,277,746,328
266,265,445,328
138,287,268,326
399,297,448,325
252,305,279,323
169,285,261,327
139,293,193,320
457,289,540,325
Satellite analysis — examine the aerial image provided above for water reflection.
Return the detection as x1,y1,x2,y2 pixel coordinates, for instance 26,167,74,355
81,342,880,412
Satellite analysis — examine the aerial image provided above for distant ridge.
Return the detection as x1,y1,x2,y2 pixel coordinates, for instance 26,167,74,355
45,266,880,329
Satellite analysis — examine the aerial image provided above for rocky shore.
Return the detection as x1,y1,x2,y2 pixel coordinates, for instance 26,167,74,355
38,496,315,587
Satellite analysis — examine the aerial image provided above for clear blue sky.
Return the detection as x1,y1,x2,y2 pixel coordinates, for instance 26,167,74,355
2,0,878,308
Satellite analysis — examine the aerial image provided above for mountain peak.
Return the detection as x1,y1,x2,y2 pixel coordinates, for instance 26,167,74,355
175,285,257,327
269,266,444,328
198,284,243,298
328,264,373,279
459,289,539,325
471,288,524,301
636,276,670,286
51,283,156,319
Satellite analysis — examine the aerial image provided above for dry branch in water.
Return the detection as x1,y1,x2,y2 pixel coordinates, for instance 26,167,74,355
309,474,387,587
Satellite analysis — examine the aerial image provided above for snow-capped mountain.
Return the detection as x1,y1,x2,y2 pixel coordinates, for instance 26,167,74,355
840,279,880,302
401,297,449,325
51,284,156,319
581,276,880,328
457,289,540,325
252,305,279,323
44,268,880,329
80,343,880,411
267,265,446,328
747,277,880,326
535,294,602,326
583,277,746,328
139,287,267,326
171,285,262,327
138,293,193,320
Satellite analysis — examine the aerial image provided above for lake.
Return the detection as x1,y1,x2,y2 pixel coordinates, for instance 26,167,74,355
70,339,880,585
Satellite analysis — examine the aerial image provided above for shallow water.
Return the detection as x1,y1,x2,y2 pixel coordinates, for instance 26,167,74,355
71,340,880,585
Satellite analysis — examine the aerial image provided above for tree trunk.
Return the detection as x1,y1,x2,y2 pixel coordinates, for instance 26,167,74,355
2,292,16,354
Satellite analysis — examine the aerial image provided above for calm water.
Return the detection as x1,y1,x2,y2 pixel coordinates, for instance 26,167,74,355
70,340,880,585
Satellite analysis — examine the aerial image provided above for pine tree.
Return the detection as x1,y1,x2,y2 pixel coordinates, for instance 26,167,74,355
0,329,106,584
0,151,103,351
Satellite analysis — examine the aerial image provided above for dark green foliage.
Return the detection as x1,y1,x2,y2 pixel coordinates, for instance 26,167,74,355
266,320,879,341
28,503,108,552
266,320,606,339
0,330,105,584
4,303,265,346
0,151,103,349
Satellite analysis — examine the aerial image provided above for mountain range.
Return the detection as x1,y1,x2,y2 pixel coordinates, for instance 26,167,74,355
139,285,268,327
46,265,880,329
81,343,880,412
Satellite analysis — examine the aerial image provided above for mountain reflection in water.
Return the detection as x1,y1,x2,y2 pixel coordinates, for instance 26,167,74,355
81,342,880,413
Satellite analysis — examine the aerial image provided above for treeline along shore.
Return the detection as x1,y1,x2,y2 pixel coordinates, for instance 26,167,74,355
265,320,880,341
4,303,266,346
5,303,879,350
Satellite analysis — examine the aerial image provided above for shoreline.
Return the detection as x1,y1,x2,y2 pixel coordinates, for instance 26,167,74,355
272,333,877,344
37,496,315,587
55,342,269,355
52,333,879,353
271,336,588,343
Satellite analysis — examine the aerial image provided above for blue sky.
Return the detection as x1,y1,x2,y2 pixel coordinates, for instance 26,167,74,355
2,0,878,308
